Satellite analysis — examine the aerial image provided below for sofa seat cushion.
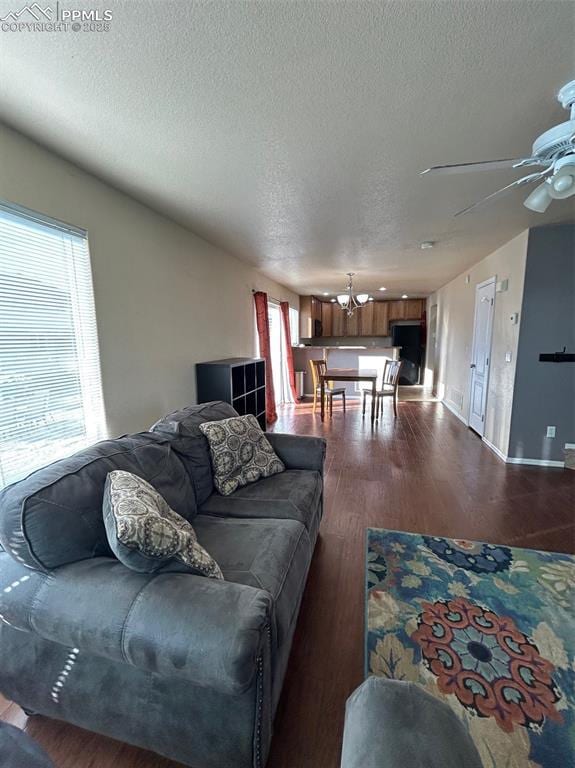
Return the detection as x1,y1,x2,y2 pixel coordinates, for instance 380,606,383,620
199,469,321,534
193,515,311,648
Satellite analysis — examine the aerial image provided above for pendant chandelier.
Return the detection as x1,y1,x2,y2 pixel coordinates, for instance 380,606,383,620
336,273,370,317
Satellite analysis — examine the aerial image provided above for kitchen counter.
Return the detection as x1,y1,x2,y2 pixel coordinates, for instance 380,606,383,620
295,345,402,351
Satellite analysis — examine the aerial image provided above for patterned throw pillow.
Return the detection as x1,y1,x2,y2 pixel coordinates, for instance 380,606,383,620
103,470,223,579
199,414,285,496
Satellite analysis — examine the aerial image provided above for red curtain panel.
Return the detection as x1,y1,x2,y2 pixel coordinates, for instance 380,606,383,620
253,291,277,423
280,301,299,402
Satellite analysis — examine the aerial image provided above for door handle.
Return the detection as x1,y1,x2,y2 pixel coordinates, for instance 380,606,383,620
470,363,476,368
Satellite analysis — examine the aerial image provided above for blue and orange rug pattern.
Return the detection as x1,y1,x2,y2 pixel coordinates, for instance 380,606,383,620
366,528,574,767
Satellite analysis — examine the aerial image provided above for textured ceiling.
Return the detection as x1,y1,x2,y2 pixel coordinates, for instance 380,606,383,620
1,0,574,297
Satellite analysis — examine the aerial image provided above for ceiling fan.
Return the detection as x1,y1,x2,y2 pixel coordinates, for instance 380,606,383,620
421,79,575,216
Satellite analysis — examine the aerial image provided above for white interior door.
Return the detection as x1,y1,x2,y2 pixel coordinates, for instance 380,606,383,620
469,277,495,436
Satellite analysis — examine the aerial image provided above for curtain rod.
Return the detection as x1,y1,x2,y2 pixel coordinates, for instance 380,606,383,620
251,288,285,305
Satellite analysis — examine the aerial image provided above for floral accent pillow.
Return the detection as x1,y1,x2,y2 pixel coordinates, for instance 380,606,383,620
199,414,285,496
103,470,223,579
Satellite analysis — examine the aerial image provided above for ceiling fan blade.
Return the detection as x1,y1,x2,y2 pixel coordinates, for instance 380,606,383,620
420,158,525,176
454,169,552,217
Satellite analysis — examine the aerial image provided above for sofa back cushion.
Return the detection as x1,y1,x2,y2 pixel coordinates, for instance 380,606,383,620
150,401,238,505
0,433,196,571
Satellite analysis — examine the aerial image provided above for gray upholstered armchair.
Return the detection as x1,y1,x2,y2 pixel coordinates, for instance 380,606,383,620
0,402,325,768
340,678,483,768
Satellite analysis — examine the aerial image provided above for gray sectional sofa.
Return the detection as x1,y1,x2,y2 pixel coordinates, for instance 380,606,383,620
0,402,326,768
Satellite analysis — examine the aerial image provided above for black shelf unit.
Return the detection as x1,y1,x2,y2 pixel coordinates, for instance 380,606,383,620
196,357,266,430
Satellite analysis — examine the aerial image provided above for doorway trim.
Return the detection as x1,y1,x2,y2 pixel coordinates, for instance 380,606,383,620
468,276,496,436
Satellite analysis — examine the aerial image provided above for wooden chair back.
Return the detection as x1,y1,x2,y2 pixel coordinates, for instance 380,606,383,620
382,360,402,389
309,359,327,390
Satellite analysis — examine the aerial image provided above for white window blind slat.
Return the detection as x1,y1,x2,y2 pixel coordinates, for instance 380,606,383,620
0,202,106,489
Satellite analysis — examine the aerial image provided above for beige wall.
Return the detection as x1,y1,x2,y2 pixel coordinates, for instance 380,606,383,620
0,123,298,436
427,231,528,457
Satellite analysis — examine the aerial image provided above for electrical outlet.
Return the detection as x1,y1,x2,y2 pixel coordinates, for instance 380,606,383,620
546,426,556,438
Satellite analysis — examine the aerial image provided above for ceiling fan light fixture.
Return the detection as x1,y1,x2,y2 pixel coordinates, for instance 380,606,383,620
524,182,553,213
549,158,575,199
552,174,574,194
423,79,575,216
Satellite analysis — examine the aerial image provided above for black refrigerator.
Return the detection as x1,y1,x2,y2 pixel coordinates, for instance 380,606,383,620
392,324,423,385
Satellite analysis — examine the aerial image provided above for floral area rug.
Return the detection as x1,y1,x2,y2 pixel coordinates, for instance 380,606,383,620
366,528,574,768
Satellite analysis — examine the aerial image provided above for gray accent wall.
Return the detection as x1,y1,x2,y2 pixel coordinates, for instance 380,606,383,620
508,224,575,463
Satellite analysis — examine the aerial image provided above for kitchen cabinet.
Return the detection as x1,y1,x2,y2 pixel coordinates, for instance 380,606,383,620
373,301,389,335
331,306,345,336
389,299,425,321
388,300,406,321
299,296,425,338
321,301,333,337
405,299,425,319
359,301,374,335
345,309,359,336
300,295,323,337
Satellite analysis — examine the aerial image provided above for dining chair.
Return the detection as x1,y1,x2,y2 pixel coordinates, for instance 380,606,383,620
309,359,346,417
362,360,402,418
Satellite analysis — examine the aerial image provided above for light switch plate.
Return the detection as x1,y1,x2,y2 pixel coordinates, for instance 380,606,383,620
546,426,556,438
505,351,512,363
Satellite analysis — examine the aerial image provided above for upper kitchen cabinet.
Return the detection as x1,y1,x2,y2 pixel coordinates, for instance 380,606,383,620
388,300,406,321
405,299,426,319
300,295,323,338
359,301,374,335
373,301,389,335
331,305,345,336
299,297,425,339
345,309,359,336
321,301,333,336
388,298,425,322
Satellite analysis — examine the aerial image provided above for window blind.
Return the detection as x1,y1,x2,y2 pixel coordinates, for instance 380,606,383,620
0,202,106,489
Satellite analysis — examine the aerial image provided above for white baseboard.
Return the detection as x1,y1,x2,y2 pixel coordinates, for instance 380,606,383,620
506,456,565,468
482,436,508,463
441,399,468,426
482,436,565,468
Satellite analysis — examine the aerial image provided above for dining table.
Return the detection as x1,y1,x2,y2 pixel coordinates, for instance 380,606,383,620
319,368,378,423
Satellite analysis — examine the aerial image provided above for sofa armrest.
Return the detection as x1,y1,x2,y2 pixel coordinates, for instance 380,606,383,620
341,678,483,768
266,433,326,475
0,553,271,695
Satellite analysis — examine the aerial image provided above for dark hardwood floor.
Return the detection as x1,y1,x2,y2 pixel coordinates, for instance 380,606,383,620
2,398,574,767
